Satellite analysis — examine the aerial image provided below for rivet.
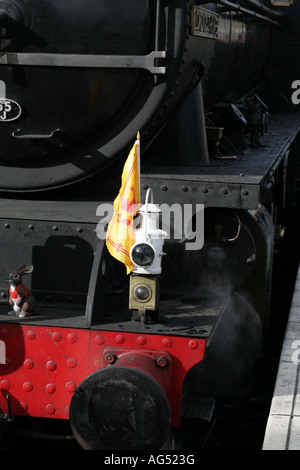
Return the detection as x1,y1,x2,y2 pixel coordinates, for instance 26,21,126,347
52,226,59,231
46,360,56,371
45,404,55,415
18,402,28,412
181,186,188,192
64,405,70,416
24,359,34,369
0,380,10,390
162,338,172,348
52,332,62,342
4,223,10,228
28,224,34,230
202,187,208,193
65,381,76,393
136,336,146,345
242,190,249,196
94,359,101,369
26,330,36,340
115,334,125,344
95,334,105,345
0,292,7,298
46,383,56,394
161,185,168,191
77,227,83,233
22,381,33,392
0,328,9,338
188,339,198,349
222,188,228,195
67,333,77,343
67,357,77,368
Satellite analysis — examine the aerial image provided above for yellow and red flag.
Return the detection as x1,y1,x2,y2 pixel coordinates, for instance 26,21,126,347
106,133,140,274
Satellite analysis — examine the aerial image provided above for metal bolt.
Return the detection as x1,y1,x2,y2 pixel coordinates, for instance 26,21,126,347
104,353,117,364
156,356,168,368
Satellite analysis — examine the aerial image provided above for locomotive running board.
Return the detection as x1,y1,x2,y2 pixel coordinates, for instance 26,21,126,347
0,51,166,74
140,113,300,210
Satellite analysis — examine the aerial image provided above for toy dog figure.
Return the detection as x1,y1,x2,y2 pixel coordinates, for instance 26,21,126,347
7,264,36,318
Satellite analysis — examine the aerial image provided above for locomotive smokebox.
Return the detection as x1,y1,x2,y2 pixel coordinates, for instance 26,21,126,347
0,0,209,191
69,352,171,450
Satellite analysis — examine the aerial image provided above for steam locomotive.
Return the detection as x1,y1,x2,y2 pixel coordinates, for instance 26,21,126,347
0,0,299,450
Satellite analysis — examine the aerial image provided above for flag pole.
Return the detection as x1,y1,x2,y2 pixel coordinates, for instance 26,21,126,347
136,131,141,197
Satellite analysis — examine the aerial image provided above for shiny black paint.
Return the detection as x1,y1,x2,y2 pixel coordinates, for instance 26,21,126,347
0,0,277,191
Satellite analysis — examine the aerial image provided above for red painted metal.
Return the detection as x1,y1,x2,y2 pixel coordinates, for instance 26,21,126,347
0,324,206,426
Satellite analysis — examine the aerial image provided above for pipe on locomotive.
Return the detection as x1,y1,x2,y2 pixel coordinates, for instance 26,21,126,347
198,0,285,17
197,0,284,24
238,0,285,17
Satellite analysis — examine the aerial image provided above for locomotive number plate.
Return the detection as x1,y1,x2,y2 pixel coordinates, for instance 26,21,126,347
191,6,218,39
0,98,21,122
